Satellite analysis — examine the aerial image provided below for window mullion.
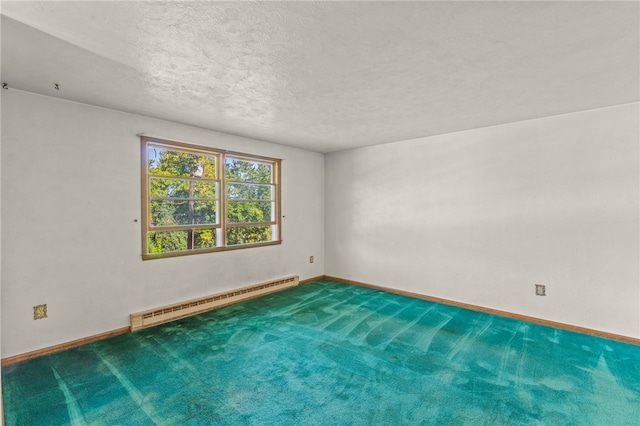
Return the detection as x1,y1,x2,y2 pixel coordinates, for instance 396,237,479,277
227,221,277,228
150,224,221,232
150,197,218,201
219,153,227,248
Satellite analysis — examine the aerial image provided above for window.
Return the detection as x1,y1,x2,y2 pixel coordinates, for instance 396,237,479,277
141,136,281,259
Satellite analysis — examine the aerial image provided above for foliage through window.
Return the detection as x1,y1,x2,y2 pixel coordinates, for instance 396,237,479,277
141,137,281,259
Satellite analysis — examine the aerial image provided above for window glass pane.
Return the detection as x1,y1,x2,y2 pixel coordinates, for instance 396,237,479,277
225,158,272,184
147,230,188,253
148,145,216,178
148,229,217,253
150,177,217,199
227,183,273,201
193,229,217,249
150,200,217,226
227,201,273,223
226,226,272,245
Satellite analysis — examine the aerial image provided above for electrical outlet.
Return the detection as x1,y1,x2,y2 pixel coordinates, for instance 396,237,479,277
34,304,48,320
535,284,546,296
309,256,314,264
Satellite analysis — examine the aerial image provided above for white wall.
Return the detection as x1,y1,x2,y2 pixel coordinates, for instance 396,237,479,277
2,90,638,360
326,103,640,338
0,83,4,426
1,90,324,357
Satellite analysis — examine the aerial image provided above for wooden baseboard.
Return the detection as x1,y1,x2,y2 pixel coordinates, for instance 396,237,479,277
2,277,318,366
2,276,312,366
1,326,130,366
299,275,325,285
323,275,640,346
4,274,637,366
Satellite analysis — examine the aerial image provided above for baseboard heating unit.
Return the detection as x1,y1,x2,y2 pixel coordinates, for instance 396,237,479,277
130,275,299,331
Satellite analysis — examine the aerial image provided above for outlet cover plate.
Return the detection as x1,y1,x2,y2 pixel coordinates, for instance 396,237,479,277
34,304,48,320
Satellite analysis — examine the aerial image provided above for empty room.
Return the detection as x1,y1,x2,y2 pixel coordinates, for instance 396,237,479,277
1,1,639,425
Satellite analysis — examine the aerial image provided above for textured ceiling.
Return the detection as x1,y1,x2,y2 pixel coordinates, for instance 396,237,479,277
2,1,638,153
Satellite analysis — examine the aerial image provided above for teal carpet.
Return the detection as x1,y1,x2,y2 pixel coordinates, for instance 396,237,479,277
3,279,639,425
